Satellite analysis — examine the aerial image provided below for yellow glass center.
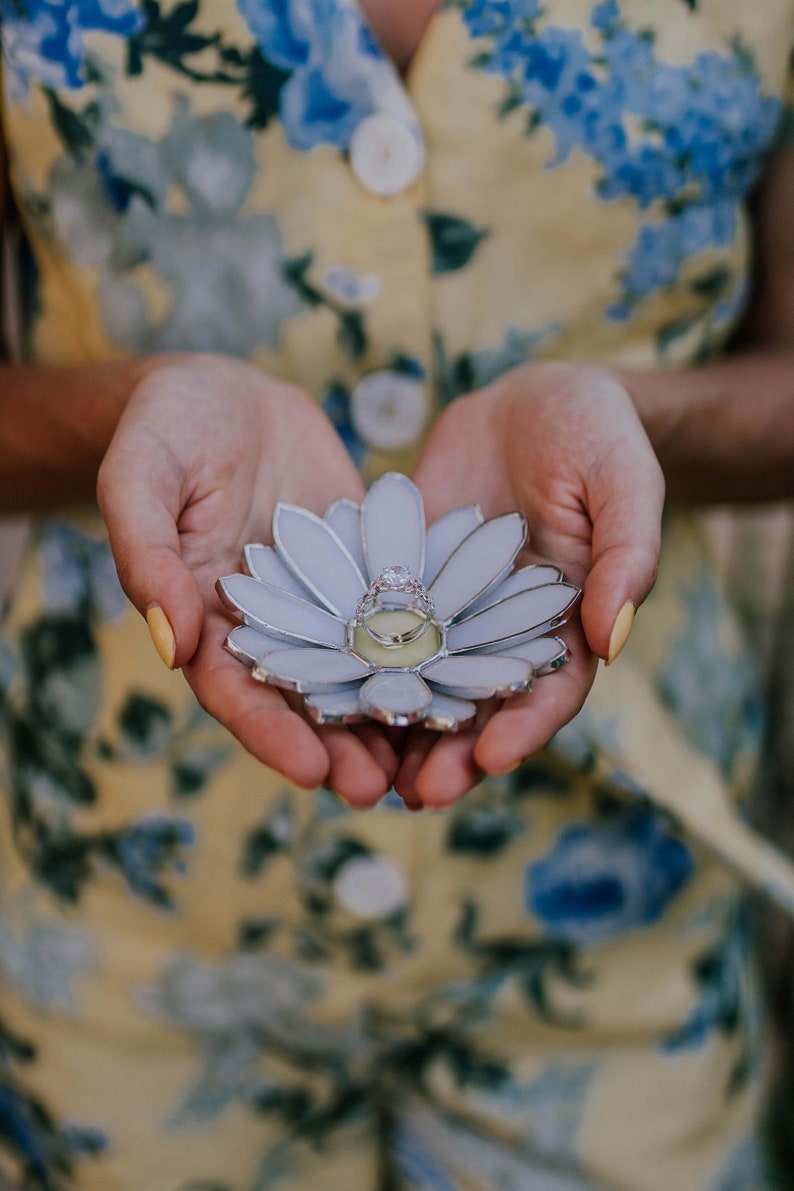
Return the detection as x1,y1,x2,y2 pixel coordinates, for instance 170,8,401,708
351,610,442,668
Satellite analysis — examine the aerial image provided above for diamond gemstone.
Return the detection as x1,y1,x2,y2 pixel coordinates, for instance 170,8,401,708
380,565,412,589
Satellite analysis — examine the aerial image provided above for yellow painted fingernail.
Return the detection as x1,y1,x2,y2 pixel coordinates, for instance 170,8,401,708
147,604,175,670
606,601,635,666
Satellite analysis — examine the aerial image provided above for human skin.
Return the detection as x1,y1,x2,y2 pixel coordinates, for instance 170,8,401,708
1,145,793,807
95,354,663,811
393,362,664,810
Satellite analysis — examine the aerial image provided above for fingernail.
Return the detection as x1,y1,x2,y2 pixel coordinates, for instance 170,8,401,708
490,759,522,776
606,601,635,666
147,604,175,670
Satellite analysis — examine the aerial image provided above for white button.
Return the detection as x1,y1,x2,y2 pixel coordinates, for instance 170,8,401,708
351,371,428,451
334,857,407,919
349,114,425,197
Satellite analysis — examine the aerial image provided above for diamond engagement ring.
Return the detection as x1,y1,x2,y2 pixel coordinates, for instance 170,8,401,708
355,564,435,647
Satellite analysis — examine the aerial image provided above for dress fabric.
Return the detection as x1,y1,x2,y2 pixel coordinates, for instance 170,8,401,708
0,0,793,1187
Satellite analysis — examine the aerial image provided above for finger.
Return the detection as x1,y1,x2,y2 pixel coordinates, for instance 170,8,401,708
318,725,397,808
408,696,503,808
98,431,204,669
581,439,664,662
351,723,402,786
473,650,596,775
411,729,484,809
399,790,425,812
184,617,331,789
393,728,439,805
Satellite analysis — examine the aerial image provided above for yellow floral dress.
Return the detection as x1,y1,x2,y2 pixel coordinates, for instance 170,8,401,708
1,1,793,1187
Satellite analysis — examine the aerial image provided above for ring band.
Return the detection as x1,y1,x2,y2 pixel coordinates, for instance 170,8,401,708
356,565,435,647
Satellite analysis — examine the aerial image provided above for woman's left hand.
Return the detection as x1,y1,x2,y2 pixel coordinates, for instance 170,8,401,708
395,362,665,809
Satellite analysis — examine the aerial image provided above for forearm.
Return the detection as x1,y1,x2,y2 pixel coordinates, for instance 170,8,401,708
0,357,168,512
619,349,794,504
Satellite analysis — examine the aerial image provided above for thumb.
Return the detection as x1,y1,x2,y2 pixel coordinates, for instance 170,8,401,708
580,439,665,664
97,430,204,671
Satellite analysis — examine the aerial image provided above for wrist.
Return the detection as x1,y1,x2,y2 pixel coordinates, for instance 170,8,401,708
611,366,690,461
0,352,192,512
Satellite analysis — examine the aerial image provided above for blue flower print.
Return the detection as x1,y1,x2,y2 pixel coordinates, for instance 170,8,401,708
0,1083,49,1180
1,0,143,102
237,0,411,152
658,570,764,778
463,0,541,39
39,519,127,622
394,1123,458,1191
0,918,95,1012
0,1082,107,1184
136,951,365,1127
460,1,783,318
279,56,374,152
322,381,367,466
710,1136,767,1191
115,815,196,908
41,97,305,354
461,1062,595,1167
661,921,753,1055
608,200,736,320
237,0,320,71
525,807,694,946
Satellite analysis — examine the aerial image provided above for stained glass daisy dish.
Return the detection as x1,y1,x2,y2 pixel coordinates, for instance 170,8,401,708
216,473,582,731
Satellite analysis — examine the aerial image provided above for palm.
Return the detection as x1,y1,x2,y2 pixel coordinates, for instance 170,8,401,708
394,363,663,809
99,355,400,804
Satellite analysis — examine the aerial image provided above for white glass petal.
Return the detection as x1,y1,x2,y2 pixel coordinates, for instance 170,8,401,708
243,544,311,599
421,655,532,699
423,505,483,587
225,624,311,668
216,575,348,648
464,563,564,617
273,504,367,617
324,499,367,578
446,584,580,653
359,671,432,726
423,692,477,732
429,513,527,623
254,648,373,692
480,635,570,675
362,472,426,583
304,690,366,725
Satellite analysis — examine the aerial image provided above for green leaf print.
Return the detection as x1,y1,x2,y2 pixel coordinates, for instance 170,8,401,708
43,90,99,155
237,918,281,949
423,211,490,274
117,693,172,756
99,690,230,796
180,1183,235,1191
455,901,593,1025
337,310,367,359
22,616,100,745
690,266,732,299
239,47,290,131
240,794,296,878
283,254,370,359
390,1026,508,1093
9,716,97,809
126,0,236,83
171,746,230,798
447,805,525,855
0,1011,108,1190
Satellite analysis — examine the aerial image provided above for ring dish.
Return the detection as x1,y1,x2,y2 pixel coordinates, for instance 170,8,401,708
217,472,581,731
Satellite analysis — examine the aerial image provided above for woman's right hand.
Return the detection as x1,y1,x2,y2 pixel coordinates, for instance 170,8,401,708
97,354,400,806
